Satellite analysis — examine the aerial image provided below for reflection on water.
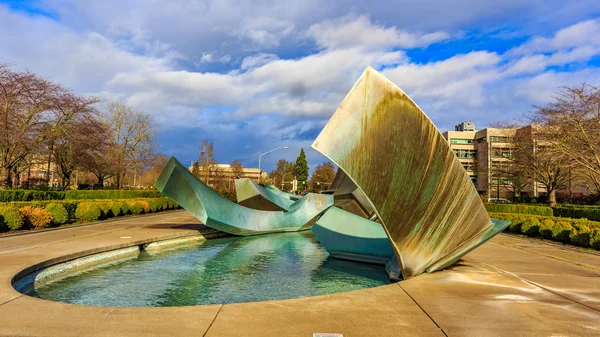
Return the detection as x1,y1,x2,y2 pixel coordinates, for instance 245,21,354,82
30,232,391,307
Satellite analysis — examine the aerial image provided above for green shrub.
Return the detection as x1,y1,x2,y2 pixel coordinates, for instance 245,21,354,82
484,203,553,216
96,202,114,218
61,201,78,219
127,200,144,215
570,224,592,247
539,219,556,238
554,206,600,221
590,228,600,250
552,221,573,242
45,203,68,225
161,198,169,210
521,217,541,236
20,206,53,229
148,199,162,212
0,190,65,202
509,215,525,233
118,201,130,215
75,202,102,222
0,205,25,231
65,190,162,200
106,201,123,217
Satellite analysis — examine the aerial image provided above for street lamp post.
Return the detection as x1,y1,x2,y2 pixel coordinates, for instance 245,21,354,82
281,171,294,190
258,146,288,182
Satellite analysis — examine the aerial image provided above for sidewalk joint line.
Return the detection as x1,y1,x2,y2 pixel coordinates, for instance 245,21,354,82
480,262,600,313
0,294,23,307
202,304,224,337
496,234,600,271
398,283,448,337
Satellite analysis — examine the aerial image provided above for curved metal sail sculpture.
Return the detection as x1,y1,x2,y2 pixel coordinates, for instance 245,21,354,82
312,206,509,280
154,157,333,236
311,67,510,279
234,178,299,211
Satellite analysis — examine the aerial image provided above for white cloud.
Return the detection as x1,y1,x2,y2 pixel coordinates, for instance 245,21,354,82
515,68,600,104
382,51,502,108
241,53,280,70
219,55,232,63
0,6,171,93
510,19,600,55
2,2,600,167
232,16,295,49
200,53,213,63
308,15,450,50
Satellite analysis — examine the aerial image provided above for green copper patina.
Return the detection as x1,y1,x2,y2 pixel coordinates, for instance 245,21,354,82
312,206,510,280
312,67,510,279
234,178,299,211
154,157,333,236
311,206,394,265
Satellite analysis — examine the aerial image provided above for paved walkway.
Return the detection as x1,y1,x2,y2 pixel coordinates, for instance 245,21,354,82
0,211,598,336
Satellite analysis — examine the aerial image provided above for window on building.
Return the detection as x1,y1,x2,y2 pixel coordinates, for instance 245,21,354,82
452,149,477,159
462,162,477,172
450,138,474,144
477,137,486,143
492,148,512,158
490,136,512,143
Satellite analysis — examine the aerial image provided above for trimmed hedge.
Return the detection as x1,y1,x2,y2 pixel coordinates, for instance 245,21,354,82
484,203,553,216
0,190,65,202
127,200,144,215
20,206,52,229
65,190,161,200
554,206,600,222
75,202,103,222
0,205,25,230
490,212,600,249
45,203,69,225
0,197,179,232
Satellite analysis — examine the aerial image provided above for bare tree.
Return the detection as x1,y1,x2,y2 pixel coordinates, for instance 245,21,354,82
0,65,100,188
308,162,336,192
0,65,56,188
53,117,105,190
268,159,295,187
138,153,168,187
230,159,244,178
510,126,571,207
198,140,216,185
530,84,600,192
103,100,155,188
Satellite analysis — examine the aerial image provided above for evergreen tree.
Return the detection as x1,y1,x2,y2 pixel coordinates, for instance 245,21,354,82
295,148,309,189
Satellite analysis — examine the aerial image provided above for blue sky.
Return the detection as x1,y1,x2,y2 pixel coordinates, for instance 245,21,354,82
1,1,599,173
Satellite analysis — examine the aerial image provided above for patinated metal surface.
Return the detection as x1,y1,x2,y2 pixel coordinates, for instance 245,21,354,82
155,157,333,236
234,178,297,211
328,170,375,217
312,205,510,278
311,206,394,265
312,67,509,278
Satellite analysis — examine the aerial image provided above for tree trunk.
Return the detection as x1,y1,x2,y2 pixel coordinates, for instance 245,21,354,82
4,167,12,189
548,189,557,208
62,176,71,191
46,141,54,186
12,166,20,188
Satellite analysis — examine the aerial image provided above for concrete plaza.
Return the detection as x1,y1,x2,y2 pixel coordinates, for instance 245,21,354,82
0,211,598,336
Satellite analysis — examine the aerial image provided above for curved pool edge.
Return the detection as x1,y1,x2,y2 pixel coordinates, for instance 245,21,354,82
1,211,596,337
12,234,212,295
